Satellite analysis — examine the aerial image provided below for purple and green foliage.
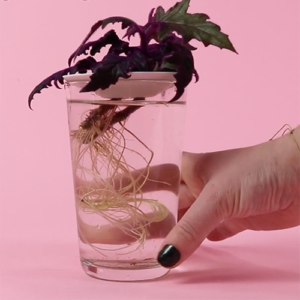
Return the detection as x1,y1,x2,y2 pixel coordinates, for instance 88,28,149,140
28,0,236,108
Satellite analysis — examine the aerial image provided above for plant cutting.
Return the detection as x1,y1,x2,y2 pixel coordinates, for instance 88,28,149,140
28,0,236,281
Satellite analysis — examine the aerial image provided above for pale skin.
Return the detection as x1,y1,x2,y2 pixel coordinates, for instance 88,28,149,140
167,124,300,267
76,125,300,267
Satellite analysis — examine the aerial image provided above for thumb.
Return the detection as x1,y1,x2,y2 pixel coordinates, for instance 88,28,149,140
157,184,225,268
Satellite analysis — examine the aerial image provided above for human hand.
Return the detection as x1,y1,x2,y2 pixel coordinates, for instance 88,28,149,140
74,126,300,268
157,125,300,268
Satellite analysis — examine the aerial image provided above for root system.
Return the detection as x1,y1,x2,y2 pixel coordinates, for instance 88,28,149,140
71,103,170,252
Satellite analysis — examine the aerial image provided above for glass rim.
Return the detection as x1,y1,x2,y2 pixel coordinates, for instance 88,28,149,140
63,71,177,84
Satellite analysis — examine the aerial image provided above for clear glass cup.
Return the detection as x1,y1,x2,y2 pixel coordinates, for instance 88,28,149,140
64,73,186,281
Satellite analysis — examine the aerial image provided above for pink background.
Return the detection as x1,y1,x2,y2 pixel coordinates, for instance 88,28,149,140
0,0,299,299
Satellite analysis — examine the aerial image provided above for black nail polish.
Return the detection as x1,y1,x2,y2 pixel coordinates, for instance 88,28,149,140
157,244,181,268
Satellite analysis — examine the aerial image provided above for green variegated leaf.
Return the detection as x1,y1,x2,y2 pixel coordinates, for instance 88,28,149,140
152,0,236,52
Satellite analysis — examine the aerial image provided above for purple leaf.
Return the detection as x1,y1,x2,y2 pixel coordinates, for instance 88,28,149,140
161,43,195,102
68,30,129,66
70,17,140,65
28,57,97,109
148,8,155,23
80,50,148,92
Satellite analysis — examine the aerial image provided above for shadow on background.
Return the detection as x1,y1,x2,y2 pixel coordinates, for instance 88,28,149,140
161,244,300,284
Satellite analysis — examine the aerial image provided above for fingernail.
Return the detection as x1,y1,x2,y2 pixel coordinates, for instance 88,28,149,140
157,244,181,268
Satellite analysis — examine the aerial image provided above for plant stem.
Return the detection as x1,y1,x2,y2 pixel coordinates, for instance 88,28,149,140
104,105,141,130
80,98,145,143
80,98,121,130
138,27,148,54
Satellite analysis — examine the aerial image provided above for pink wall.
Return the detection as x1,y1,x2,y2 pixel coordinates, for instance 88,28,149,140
0,0,299,299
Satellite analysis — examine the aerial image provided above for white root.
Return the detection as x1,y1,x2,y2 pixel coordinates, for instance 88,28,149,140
70,107,177,252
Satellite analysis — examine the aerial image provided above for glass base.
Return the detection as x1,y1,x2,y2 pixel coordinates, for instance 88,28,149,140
81,259,170,282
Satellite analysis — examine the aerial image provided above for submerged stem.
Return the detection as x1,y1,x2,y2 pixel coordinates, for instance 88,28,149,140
106,105,140,128
79,98,144,143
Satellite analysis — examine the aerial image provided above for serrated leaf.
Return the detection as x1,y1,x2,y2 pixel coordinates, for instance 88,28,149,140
158,42,196,102
68,30,128,66
70,17,139,65
123,25,143,40
152,0,236,52
28,57,97,109
157,0,189,21
80,50,148,92
148,8,155,23
154,6,166,20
